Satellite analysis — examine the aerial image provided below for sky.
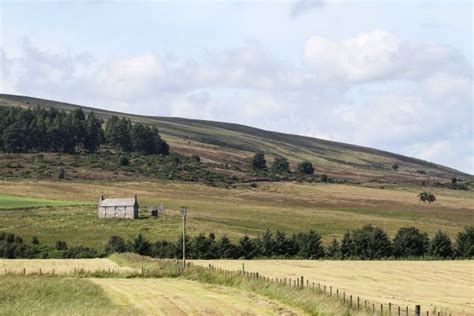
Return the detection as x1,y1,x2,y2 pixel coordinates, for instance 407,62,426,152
0,0,473,173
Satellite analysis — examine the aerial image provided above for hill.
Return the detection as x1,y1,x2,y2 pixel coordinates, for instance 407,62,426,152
0,93,471,185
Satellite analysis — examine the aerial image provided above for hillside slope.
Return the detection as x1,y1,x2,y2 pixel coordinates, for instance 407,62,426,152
0,93,470,183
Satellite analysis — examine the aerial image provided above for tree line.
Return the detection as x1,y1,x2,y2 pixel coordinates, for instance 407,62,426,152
0,107,169,155
3,225,471,260
252,152,317,176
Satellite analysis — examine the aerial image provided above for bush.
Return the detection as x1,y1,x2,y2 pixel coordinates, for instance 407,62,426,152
271,157,289,174
392,163,399,170
105,236,127,254
117,155,129,167
320,174,328,182
251,152,267,171
57,168,65,179
351,225,392,259
418,192,436,203
455,226,474,258
430,231,453,258
297,161,314,175
393,227,429,258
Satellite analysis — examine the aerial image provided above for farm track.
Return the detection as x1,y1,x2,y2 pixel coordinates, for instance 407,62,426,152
91,278,304,316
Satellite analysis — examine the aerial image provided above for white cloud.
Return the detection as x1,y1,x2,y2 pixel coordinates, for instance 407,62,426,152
303,29,471,83
94,53,165,100
290,0,325,18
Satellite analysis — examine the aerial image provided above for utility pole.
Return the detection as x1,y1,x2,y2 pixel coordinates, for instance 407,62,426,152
180,207,188,269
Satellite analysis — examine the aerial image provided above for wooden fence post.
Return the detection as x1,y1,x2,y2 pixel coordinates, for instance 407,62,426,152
350,295,352,308
406,306,409,316
39,268,42,275
415,305,421,316
398,306,401,316
300,276,304,289
357,296,360,310
343,292,345,303
381,304,383,313
330,286,332,296
389,302,392,315
23,268,25,275
337,289,339,298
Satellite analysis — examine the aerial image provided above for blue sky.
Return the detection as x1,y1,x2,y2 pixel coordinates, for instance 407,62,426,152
1,0,473,173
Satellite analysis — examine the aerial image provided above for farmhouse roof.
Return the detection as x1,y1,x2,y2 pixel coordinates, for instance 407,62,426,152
99,197,138,207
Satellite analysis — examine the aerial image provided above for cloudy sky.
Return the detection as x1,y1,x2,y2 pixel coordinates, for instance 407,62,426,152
0,0,473,173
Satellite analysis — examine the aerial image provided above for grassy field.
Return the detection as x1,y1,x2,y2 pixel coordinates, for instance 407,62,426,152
0,179,472,249
0,258,137,275
92,278,303,315
0,276,138,315
192,260,474,315
0,194,89,209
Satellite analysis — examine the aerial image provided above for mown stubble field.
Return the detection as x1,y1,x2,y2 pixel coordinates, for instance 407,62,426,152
193,260,474,315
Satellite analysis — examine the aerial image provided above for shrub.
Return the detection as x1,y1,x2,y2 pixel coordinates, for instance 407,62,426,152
320,174,328,182
297,161,314,175
251,152,267,171
271,157,290,174
55,240,68,251
326,238,341,258
57,168,65,179
117,155,129,167
393,227,429,258
392,163,399,170
430,231,453,258
351,225,392,259
105,236,127,254
418,192,436,203
454,226,474,258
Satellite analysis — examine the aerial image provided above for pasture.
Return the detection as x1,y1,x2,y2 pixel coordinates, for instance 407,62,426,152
0,193,88,209
0,179,472,249
192,260,474,315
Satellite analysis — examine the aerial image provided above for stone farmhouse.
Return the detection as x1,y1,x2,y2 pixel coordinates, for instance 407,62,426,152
98,195,139,219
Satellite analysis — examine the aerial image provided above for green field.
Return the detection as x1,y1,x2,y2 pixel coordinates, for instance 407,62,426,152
0,180,472,249
0,194,89,209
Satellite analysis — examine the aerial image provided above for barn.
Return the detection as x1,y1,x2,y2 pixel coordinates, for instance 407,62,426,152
98,195,139,219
